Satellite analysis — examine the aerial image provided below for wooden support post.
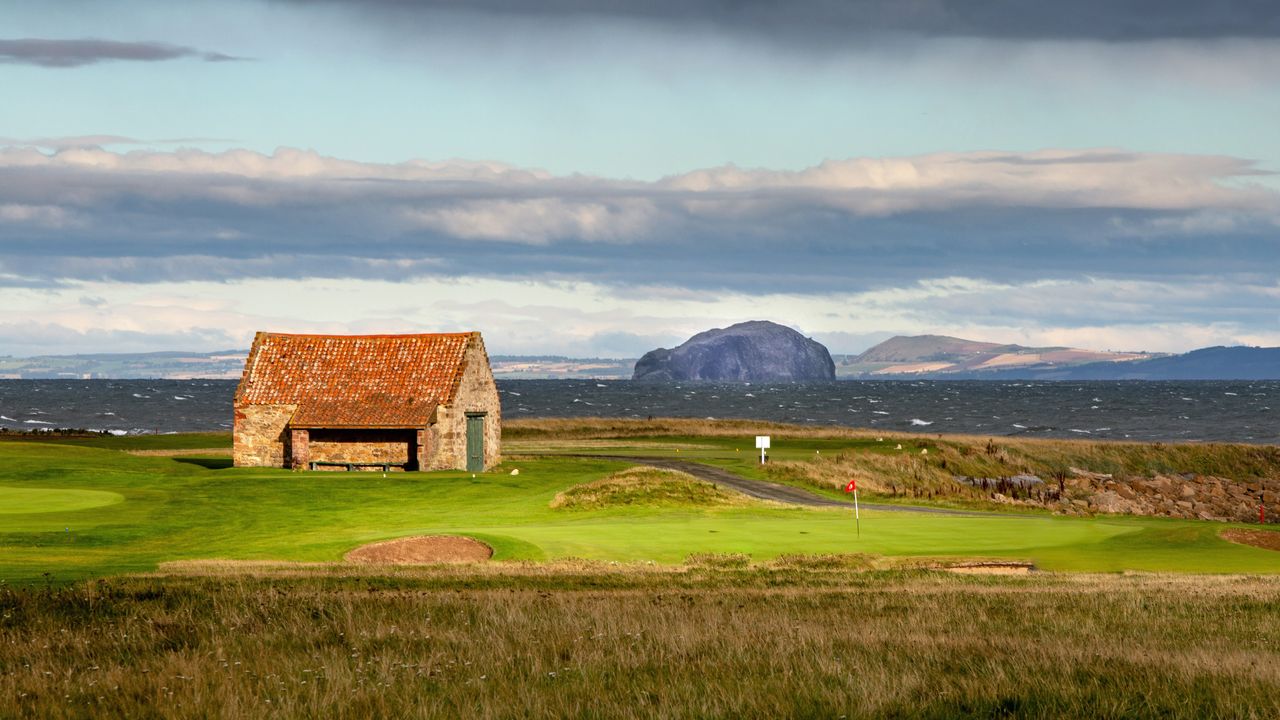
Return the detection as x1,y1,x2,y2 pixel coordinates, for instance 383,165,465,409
290,428,309,470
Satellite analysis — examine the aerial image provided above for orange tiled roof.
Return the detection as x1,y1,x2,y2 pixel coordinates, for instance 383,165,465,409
234,332,477,428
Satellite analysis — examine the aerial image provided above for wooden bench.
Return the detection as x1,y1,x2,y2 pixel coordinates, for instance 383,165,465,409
308,461,409,472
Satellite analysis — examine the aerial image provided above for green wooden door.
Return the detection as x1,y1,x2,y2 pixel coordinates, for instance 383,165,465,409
466,414,485,472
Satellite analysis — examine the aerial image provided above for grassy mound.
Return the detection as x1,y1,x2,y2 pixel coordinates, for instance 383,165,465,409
550,466,752,510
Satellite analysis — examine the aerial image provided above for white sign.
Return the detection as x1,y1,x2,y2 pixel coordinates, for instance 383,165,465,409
755,436,771,449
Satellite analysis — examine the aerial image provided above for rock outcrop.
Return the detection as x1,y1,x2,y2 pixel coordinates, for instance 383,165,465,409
633,321,835,382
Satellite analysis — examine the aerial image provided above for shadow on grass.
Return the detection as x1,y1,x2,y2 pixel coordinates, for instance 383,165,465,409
172,457,234,470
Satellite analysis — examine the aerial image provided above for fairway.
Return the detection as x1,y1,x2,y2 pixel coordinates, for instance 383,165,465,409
0,434,1276,583
0,485,124,514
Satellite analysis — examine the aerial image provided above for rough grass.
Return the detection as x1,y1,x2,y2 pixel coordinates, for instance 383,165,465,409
1,566,1277,719
508,417,1280,482
0,431,232,450
764,436,1280,512
549,466,755,510
505,417,888,440
505,418,1280,512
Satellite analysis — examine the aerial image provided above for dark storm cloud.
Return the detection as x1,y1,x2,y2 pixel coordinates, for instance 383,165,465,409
0,146,1275,295
0,38,246,68
277,0,1280,41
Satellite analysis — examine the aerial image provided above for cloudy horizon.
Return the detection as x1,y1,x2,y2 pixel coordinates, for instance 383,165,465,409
2,1,1278,358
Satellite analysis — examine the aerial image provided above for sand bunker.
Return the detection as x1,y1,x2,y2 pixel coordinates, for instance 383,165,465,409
1221,529,1280,552
344,535,493,564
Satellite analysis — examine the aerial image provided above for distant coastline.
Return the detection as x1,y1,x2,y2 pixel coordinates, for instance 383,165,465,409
0,352,636,381
3,339,1278,381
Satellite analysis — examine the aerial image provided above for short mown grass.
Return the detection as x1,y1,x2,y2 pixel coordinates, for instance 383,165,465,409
1,425,1278,583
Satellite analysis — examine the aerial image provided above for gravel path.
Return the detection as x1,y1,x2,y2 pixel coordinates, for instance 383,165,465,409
584,455,1008,516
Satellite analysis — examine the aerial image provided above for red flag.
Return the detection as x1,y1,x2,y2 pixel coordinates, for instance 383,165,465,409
845,479,857,493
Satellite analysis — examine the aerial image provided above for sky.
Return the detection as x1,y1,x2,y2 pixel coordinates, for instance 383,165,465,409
1,0,1278,358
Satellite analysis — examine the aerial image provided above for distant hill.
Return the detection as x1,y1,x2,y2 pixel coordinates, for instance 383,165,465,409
489,356,634,379
0,350,247,380
840,336,1280,380
854,335,1008,363
840,335,1156,377
1005,346,1280,381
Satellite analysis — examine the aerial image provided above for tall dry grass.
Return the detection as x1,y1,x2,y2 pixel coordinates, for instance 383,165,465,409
504,417,888,440
2,565,1277,719
767,435,1280,510
505,418,1280,507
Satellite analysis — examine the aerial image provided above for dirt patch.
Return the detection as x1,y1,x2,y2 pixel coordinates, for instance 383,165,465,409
941,562,1034,575
344,535,493,564
1221,528,1280,552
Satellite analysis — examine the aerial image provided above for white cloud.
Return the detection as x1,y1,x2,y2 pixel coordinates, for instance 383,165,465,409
0,203,77,228
3,273,1277,357
661,150,1274,214
0,145,546,182
1,144,1277,356
1,145,1273,250
404,198,659,244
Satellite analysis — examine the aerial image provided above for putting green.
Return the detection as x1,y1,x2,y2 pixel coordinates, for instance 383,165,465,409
0,486,124,514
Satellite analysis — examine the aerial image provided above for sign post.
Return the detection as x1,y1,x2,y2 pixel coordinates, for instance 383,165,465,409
845,478,860,538
755,435,770,464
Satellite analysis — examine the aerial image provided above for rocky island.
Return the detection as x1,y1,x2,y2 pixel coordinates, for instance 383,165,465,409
633,321,835,382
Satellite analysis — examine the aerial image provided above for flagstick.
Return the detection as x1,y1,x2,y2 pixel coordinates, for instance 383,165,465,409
854,488,860,538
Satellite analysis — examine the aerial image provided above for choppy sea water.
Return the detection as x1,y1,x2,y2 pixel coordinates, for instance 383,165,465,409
0,379,1276,444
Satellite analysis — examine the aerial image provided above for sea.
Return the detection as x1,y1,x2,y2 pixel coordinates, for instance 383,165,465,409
0,379,1276,444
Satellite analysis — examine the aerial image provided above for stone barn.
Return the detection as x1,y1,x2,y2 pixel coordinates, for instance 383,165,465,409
233,332,501,472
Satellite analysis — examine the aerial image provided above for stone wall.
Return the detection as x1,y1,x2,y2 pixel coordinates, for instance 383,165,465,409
308,429,415,469
427,337,502,471
233,404,296,467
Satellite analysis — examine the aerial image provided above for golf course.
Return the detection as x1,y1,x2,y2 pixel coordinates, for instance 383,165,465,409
0,422,1276,582
2,421,1278,718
